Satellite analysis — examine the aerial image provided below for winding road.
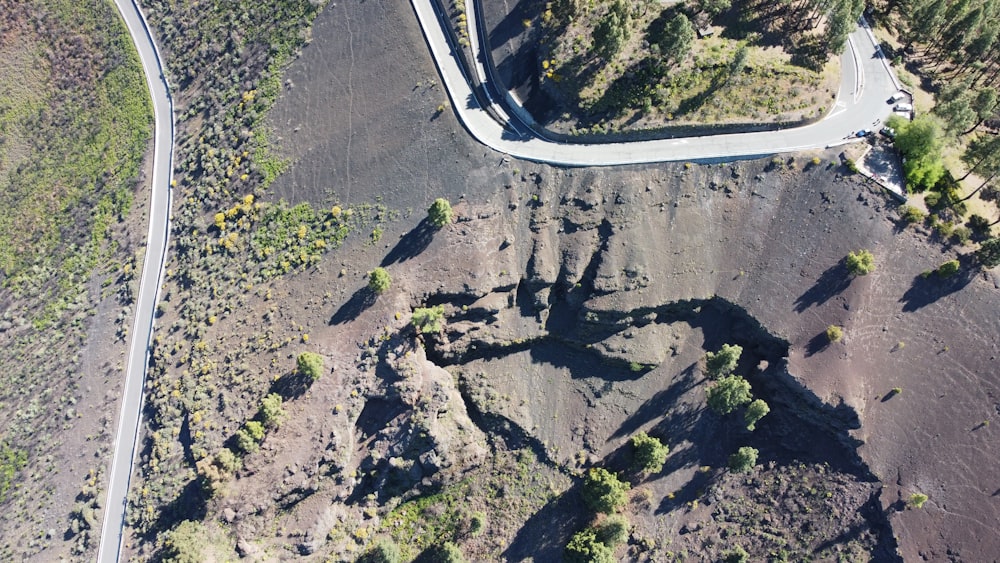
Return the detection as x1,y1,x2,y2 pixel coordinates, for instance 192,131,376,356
98,1,174,561
97,0,897,560
412,0,902,166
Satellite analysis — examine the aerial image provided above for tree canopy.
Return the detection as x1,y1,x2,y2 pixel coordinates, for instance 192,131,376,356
631,431,669,473
582,467,630,513
706,374,753,415
427,198,453,228
744,399,770,431
705,343,742,379
845,249,876,276
728,446,759,473
297,351,324,381
977,238,1000,268
368,267,391,294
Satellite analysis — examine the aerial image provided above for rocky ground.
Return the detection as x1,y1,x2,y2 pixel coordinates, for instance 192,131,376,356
124,0,1000,560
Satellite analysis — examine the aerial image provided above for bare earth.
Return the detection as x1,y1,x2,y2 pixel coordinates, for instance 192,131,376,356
124,0,1000,561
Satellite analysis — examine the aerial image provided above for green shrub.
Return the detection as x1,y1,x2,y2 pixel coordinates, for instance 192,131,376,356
968,214,991,235
245,421,265,441
411,305,446,334
582,468,630,514
951,226,972,245
469,511,486,536
565,528,616,563
724,545,750,563
428,198,453,228
630,431,669,474
704,343,742,379
826,325,843,343
297,352,324,381
358,538,400,563
161,520,209,563
235,429,259,454
900,205,926,224
728,446,759,473
368,267,391,294
845,249,875,276
978,238,1000,268
936,259,960,277
259,393,285,429
706,375,753,415
744,399,770,431
215,448,240,473
908,493,928,509
436,542,466,563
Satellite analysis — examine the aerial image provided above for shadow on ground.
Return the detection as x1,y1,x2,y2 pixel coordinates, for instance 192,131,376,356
381,218,436,266
330,287,377,325
794,262,852,312
899,260,977,312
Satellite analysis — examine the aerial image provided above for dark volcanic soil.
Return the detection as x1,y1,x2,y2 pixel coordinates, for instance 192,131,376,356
132,0,1000,560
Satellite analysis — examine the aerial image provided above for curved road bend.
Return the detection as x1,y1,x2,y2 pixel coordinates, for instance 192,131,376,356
99,1,174,562
412,0,900,166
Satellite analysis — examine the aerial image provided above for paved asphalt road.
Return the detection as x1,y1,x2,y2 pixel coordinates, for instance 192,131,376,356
412,0,902,166
97,1,174,561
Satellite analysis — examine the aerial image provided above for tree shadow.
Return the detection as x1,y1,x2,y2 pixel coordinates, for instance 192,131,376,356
503,482,587,562
268,368,316,401
381,218,436,266
899,258,977,312
610,364,699,440
804,331,832,358
794,262,851,313
329,286,377,325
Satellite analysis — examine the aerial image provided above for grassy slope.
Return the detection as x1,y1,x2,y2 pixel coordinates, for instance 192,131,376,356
0,0,152,558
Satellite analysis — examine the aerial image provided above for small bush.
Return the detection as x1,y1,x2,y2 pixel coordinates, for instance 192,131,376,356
900,205,926,224
259,393,285,429
724,545,750,563
744,399,770,431
968,214,990,235
582,468,630,514
935,259,960,277
630,431,669,474
908,493,928,509
826,325,843,342
845,249,875,276
728,446,759,473
368,267,391,294
411,305,446,334
565,528,616,563
358,538,400,563
469,511,486,536
435,542,466,563
428,198,453,228
297,352,324,381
